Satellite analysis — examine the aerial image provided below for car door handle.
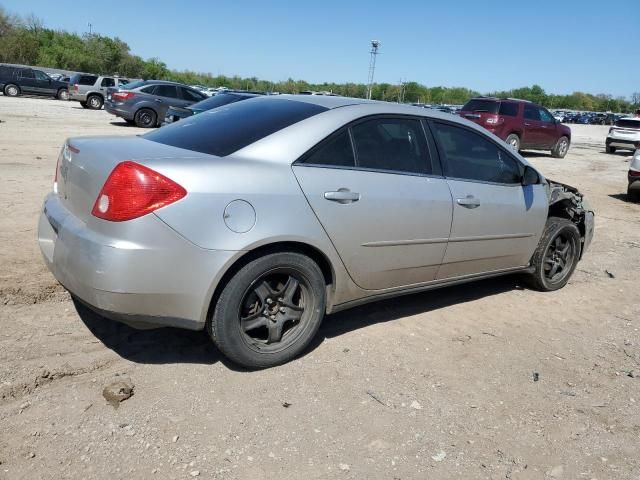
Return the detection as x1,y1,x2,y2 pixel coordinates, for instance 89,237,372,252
154,98,164,103
456,196,481,208
324,189,360,204
524,122,532,126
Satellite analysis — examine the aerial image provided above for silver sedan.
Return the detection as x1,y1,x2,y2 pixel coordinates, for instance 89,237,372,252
38,95,594,368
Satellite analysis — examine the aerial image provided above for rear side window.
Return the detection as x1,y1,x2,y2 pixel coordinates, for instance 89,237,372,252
524,104,540,121
154,85,179,98
303,130,355,167
73,75,98,85
144,98,328,157
101,77,115,87
498,102,519,116
351,118,429,174
432,122,521,184
462,99,500,114
19,69,35,79
140,85,156,94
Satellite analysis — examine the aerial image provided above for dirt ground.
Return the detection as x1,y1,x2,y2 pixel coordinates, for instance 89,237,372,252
0,96,638,480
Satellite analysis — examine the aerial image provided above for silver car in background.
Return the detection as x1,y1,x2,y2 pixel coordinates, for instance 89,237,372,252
38,95,594,368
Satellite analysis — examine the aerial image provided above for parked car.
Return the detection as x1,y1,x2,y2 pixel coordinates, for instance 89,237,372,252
104,80,207,127
628,148,640,201
606,117,640,153
162,91,264,126
68,74,129,110
0,64,69,100
38,95,594,368
460,97,572,158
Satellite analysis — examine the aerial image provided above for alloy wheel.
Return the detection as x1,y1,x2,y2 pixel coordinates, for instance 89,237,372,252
543,233,575,284
238,270,309,352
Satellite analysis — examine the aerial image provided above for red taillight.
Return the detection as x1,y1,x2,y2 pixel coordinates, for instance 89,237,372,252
92,161,186,222
630,170,640,177
112,91,135,101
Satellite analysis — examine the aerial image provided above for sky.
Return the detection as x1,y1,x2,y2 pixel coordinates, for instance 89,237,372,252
3,0,639,97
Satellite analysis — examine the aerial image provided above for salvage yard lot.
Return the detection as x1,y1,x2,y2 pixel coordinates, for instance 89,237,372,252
0,96,639,479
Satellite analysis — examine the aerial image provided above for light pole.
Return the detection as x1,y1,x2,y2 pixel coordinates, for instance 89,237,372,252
367,40,381,100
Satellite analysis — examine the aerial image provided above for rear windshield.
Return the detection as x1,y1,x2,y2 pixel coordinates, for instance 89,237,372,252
189,93,251,111
615,119,640,129
70,74,98,85
122,80,147,90
462,99,500,114
144,97,328,157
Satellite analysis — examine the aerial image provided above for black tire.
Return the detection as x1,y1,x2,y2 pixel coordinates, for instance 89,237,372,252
551,136,570,158
505,133,520,152
4,84,20,97
86,94,103,110
605,145,616,154
80,101,89,109
208,252,326,369
525,217,581,292
56,88,69,101
628,187,640,202
134,108,157,128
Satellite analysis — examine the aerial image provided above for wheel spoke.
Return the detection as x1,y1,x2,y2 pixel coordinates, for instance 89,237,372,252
242,316,267,332
267,321,284,344
549,262,560,278
280,277,302,310
254,281,276,304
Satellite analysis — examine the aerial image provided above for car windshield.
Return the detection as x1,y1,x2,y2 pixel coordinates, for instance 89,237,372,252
144,97,328,157
615,119,640,129
462,99,500,114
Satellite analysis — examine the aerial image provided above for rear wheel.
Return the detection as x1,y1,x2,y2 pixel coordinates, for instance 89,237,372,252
551,136,570,158
86,94,103,110
56,88,69,100
208,252,326,369
134,108,157,128
505,133,520,152
605,145,616,154
80,101,88,108
525,217,581,292
4,84,19,97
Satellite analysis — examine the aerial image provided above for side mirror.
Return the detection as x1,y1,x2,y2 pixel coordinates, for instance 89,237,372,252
522,165,539,186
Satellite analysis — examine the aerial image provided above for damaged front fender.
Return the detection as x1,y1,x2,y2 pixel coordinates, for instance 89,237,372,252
545,180,595,257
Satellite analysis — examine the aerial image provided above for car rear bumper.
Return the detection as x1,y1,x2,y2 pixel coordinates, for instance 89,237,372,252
606,136,639,150
38,193,239,330
69,92,87,102
104,103,134,120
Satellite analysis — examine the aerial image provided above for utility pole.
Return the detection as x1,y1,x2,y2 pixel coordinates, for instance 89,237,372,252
88,22,93,34
366,40,381,100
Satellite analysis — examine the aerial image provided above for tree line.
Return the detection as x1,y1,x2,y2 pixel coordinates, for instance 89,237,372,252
1,7,637,112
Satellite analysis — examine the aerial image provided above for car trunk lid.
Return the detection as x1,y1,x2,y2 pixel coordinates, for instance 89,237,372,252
55,136,201,223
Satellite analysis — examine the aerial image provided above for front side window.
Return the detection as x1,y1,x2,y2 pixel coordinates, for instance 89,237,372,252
350,118,429,174
144,97,328,157
101,77,115,87
303,130,355,167
539,108,554,123
432,122,521,184
34,70,49,81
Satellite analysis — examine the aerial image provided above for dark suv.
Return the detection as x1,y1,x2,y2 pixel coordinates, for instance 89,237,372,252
460,97,572,158
0,64,69,100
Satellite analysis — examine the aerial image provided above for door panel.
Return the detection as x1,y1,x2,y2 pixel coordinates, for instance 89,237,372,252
437,181,547,279
293,166,453,290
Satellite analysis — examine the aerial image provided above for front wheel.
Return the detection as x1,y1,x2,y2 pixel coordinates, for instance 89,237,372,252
551,136,570,158
525,217,581,292
134,108,157,128
57,88,69,101
505,133,520,152
208,252,326,369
